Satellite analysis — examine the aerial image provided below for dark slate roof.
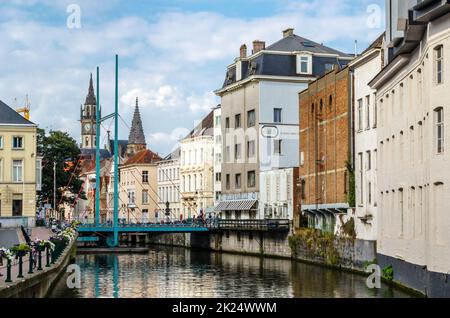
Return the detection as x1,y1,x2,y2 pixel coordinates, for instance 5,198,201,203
184,110,214,140
85,73,97,106
220,32,354,90
80,148,112,160
109,139,128,158
266,34,352,57
128,97,146,145
361,32,385,55
0,100,36,125
222,54,351,88
163,147,181,161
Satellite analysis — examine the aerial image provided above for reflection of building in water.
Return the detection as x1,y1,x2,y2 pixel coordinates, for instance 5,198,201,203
50,247,411,298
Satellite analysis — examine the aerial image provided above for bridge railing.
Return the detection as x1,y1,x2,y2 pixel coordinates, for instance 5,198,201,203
207,219,290,232
76,218,290,232
77,219,208,229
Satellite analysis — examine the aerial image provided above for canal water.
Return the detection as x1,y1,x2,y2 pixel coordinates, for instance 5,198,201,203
49,246,412,298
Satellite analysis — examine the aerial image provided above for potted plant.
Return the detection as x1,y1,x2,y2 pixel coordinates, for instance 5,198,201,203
0,247,13,262
10,243,31,258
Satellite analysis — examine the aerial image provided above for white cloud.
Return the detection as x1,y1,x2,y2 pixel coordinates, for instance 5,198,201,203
0,0,384,155
187,91,217,114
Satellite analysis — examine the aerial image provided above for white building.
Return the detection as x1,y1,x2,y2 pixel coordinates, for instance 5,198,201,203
349,34,385,242
213,105,222,207
369,0,450,297
157,148,181,220
180,111,214,219
259,168,298,220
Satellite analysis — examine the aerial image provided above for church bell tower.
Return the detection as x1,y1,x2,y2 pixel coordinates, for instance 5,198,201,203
80,73,98,150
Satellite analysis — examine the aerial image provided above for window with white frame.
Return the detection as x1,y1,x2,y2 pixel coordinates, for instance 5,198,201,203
13,160,23,182
366,150,371,171
13,136,23,149
274,140,282,155
142,171,149,183
435,45,443,84
142,190,149,204
274,108,282,123
358,153,363,206
435,107,444,154
36,158,42,191
247,140,255,158
297,54,311,74
247,110,255,127
358,99,363,131
128,191,135,204
247,171,256,188
0,135,3,149
235,143,241,160
373,94,377,128
365,95,370,129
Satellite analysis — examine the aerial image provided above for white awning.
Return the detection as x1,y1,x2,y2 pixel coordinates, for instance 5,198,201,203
215,202,230,211
216,200,257,211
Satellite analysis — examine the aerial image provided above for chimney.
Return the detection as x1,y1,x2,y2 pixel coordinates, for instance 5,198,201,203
283,28,294,38
240,44,247,59
252,40,266,54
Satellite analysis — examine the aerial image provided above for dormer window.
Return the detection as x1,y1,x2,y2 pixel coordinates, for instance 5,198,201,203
236,61,242,81
297,54,312,75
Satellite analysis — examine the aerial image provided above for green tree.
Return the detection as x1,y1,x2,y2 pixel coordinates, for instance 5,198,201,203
37,128,86,210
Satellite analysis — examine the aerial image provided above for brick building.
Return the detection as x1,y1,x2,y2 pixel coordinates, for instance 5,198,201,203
298,67,352,233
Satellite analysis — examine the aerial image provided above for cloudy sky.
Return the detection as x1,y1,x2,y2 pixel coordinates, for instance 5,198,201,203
0,0,385,156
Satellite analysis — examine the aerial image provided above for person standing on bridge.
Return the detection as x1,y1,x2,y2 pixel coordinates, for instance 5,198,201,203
154,209,159,224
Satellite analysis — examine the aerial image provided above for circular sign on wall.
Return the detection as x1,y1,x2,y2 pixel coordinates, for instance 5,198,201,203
261,125,279,139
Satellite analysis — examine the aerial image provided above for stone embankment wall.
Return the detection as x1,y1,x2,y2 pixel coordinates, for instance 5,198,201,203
146,229,376,272
0,239,77,298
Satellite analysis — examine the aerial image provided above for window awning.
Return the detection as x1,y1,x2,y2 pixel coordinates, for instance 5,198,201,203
238,200,257,210
215,200,257,211
215,202,230,211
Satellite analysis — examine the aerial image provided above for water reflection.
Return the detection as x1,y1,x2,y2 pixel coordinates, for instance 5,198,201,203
49,246,412,298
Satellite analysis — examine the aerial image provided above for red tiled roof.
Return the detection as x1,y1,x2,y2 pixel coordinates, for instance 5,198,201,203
124,149,161,165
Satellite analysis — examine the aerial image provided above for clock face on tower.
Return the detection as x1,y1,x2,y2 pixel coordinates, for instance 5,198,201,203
84,123,91,132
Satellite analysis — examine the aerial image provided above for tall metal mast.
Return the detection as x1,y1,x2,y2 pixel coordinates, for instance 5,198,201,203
95,66,101,226
113,54,119,247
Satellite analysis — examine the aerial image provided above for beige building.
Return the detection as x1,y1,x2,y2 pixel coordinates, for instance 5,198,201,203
180,111,214,219
119,149,161,223
157,148,181,220
369,1,450,297
0,100,39,228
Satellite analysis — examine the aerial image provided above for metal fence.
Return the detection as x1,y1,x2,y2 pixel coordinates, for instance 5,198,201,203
208,219,290,232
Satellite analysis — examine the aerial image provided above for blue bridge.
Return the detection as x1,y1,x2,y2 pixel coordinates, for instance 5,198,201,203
77,219,290,246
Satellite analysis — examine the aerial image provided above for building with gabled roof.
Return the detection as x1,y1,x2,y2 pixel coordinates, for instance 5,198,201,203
214,28,353,220
157,147,181,221
179,110,214,219
118,148,162,224
0,100,39,228
369,0,450,297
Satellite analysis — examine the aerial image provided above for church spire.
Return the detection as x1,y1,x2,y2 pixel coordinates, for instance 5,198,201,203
85,73,97,106
128,97,146,146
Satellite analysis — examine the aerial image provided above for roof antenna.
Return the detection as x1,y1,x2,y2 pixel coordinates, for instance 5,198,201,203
354,40,358,57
